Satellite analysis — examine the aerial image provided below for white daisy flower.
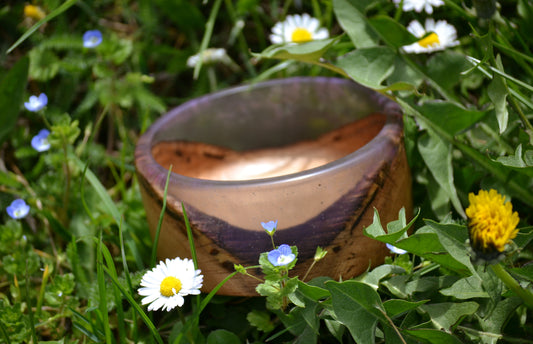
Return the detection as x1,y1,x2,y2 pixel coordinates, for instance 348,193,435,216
402,19,459,54
392,0,444,14
270,13,329,44
138,257,203,312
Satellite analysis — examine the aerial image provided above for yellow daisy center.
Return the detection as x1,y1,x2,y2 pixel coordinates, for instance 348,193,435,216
466,189,519,254
418,32,440,48
24,5,46,20
160,276,182,297
291,28,313,43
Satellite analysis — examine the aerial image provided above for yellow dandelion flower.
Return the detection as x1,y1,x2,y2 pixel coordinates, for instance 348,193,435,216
24,5,46,21
466,189,519,256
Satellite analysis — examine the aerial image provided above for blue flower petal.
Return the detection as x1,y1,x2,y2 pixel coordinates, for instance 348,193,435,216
267,249,281,266
24,93,48,112
31,129,51,152
6,199,30,219
261,220,278,233
83,30,103,48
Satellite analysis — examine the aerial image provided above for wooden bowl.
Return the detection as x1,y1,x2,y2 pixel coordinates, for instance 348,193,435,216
135,77,411,296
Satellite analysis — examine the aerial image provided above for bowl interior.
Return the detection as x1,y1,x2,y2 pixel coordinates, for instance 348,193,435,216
150,77,386,152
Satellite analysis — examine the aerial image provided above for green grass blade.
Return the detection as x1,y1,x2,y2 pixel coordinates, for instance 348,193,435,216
172,271,238,344
182,203,199,270
151,166,172,267
193,0,223,79
6,0,78,54
102,265,164,344
73,155,144,269
96,233,113,343
99,235,126,342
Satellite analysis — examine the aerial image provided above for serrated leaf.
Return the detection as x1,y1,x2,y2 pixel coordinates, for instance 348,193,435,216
418,131,465,218
29,48,61,81
364,207,418,243
0,57,28,145
247,310,275,333
487,55,509,133
424,220,475,275
510,264,533,283
420,302,479,331
496,144,528,168
478,297,522,344
336,46,395,89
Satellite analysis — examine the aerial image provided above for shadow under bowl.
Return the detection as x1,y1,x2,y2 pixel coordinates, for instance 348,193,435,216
135,77,412,296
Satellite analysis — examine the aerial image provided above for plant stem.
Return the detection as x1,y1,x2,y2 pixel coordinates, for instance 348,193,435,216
491,263,533,309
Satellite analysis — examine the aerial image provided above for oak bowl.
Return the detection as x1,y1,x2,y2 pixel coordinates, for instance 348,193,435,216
135,77,411,296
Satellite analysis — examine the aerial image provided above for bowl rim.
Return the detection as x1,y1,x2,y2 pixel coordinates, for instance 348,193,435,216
135,76,403,189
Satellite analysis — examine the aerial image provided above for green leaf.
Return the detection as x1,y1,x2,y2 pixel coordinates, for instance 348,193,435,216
383,299,428,318
364,207,418,243
247,310,275,333
440,275,489,299
426,52,471,92
253,37,340,64
28,48,61,81
511,264,533,283
324,319,345,342
0,56,28,145
496,144,529,168
477,297,522,342
394,232,470,274
326,280,386,344
297,279,330,302
424,220,475,275
403,328,464,344
368,15,415,48
420,302,479,331
415,101,487,137
357,264,406,290
206,330,241,344
514,226,533,249
332,0,378,48
487,55,509,133
418,131,465,218
335,46,395,89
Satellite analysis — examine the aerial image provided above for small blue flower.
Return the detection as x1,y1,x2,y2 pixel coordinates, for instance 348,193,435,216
83,30,103,48
6,199,30,219
31,129,51,152
386,243,407,255
24,93,48,112
261,220,278,234
268,244,296,266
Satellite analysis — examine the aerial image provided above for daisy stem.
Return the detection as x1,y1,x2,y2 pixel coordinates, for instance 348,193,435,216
491,263,533,309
